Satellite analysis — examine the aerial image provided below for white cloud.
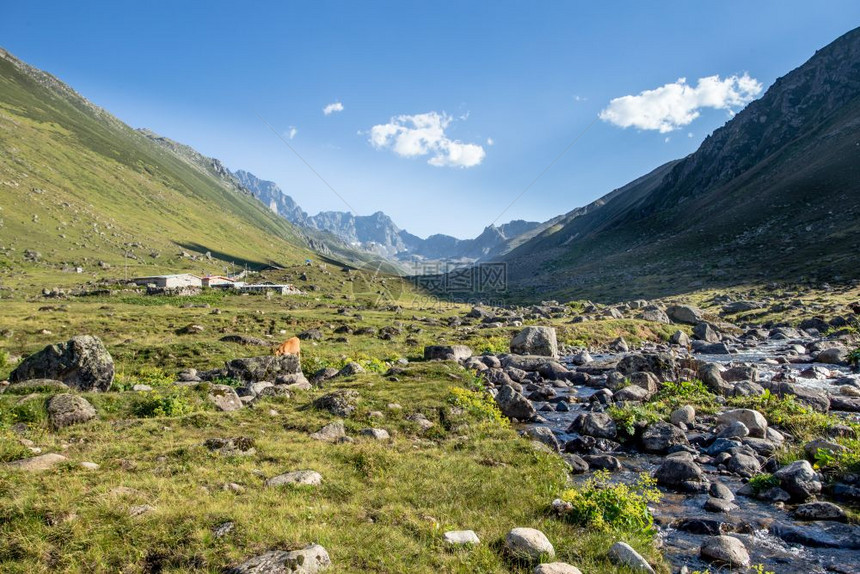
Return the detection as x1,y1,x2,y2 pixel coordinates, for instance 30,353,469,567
368,111,486,168
486,137,494,146
287,126,298,140
599,73,763,133
323,101,344,115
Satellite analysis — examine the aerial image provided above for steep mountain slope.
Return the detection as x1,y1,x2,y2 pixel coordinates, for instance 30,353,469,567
0,47,322,279
499,27,860,302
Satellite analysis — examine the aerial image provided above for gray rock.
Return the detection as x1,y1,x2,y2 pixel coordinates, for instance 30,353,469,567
700,535,750,567
614,385,651,402
47,394,96,429
310,421,346,442
226,544,331,574
655,457,704,490
313,390,359,417
709,482,735,501
266,470,322,487
3,378,69,395
562,454,589,474
794,501,847,522
525,427,561,451
804,439,847,460
424,345,472,362
10,335,114,392
641,421,688,453
666,304,704,325
816,347,848,365
504,527,555,562
693,322,720,343
204,437,256,456
727,453,760,478
510,327,558,358
607,541,655,574
359,428,390,441
641,308,670,324
670,405,695,426
207,384,243,412
443,530,480,545
616,353,677,382
336,362,365,377
774,460,822,501
5,452,68,471
698,363,731,395
716,420,750,440
581,454,622,472
567,412,616,440
495,384,537,421
534,563,583,574
717,409,768,438
669,330,690,346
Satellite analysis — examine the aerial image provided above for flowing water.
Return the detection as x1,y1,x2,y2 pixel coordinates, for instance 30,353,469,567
525,337,860,573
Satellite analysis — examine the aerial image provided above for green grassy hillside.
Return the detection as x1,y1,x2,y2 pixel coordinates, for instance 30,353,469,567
0,48,316,285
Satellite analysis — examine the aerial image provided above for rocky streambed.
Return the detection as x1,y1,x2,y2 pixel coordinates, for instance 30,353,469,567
460,321,860,573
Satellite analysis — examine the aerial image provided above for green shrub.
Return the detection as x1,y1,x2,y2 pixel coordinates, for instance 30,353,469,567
728,390,843,440
7,398,47,425
447,386,509,428
747,473,780,493
114,366,174,391
607,404,662,439
652,379,717,412
849,347,860,368
0,431,33,462
133,389,196,418
0,348,9,370
476,335,509,355
559,470,660,533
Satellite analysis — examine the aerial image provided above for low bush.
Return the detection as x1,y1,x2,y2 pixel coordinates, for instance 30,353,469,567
558,470,660,533
607,404,662,439
132,389,196,418
747,473,780,494
447,386,509,429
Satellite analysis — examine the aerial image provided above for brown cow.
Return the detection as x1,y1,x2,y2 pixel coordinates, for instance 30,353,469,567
274,336,301,358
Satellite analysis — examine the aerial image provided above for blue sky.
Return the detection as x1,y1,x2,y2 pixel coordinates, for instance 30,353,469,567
3,2,859,238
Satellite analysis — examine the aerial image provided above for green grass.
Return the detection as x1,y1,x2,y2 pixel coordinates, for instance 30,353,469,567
0,362,666,573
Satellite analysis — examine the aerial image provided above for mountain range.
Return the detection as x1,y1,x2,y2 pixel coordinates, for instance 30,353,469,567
231,169,544,266
2,26,859,300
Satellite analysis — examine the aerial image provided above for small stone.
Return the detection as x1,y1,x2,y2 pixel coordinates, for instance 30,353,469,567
79,461,99,470
129,504,156,518
310,421,346,442
6,453,68,471
213,521,235,538
443,530,480,545
47,393,97,429
266,470,322,487
670,405,695,426
534,563,583,574
359,428,390,441
704,497,738,513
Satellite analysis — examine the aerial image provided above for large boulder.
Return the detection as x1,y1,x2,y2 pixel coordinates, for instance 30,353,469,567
313,390,359,417
607,542,655,574
717,409,768,438
207,384,243,412
10,335,114,392
698,363,732,395
774,460,822,501
655,456,704,491
424,345,472,362
700,536,750,567
226,544,331,573
504,527,555,562
616,353,677,382
47,394,96,429
510,327,558,358
226,355,302,382
640,421,688,453
666,305,704,325
567,412,617,440
495,384,537,421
